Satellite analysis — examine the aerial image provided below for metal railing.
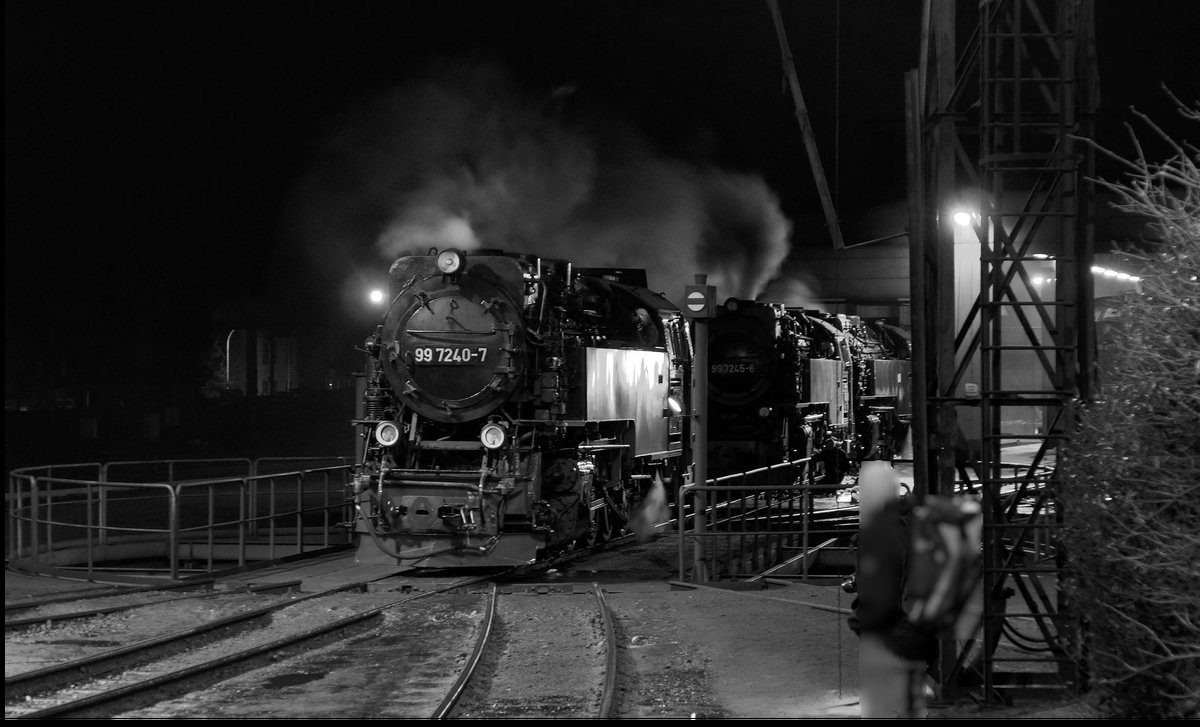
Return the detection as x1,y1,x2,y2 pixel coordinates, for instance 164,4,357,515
672,456,1056,584
6,457,356,581
676,458,858,583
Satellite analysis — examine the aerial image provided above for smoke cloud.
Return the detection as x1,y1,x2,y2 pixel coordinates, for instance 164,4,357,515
760,271,822,310
285,58,794,307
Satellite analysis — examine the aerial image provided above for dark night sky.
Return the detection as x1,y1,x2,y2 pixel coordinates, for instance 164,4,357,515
5,0,1198,406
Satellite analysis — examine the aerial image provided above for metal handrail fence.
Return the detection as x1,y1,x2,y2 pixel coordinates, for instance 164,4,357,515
676,458,856,582
6,457,355,580
673,456,1057,583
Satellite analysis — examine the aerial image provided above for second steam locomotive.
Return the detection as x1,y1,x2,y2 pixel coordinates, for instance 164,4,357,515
349,248,691,567
706,298,912,488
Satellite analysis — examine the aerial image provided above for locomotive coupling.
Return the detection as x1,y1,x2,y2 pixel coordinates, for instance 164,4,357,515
438,505,479,530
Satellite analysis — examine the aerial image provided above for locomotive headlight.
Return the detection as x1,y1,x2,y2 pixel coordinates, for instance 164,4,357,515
374,421,401,447
480,422,507,450
667,395,683,414
436,249,464,275
758,406,772,418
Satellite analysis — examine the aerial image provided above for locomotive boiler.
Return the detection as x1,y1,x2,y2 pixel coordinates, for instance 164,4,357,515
706,298,911,488
349,248,691,567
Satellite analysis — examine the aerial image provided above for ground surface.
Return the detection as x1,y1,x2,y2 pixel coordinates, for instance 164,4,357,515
6,535,1101,720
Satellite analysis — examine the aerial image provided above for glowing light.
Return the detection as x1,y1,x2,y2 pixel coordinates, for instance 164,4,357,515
374,421,401,447
480,423,507,449
952,211,973,227
1093,265,1142,283
1032,277,1044,285
436,249,463,274
667,396,683,415
369,289,385,304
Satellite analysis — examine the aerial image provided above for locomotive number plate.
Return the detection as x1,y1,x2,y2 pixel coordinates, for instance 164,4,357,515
413,346,489,365
711,362,759,374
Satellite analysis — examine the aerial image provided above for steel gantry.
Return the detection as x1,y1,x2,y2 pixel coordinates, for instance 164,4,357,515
906,0,1096,705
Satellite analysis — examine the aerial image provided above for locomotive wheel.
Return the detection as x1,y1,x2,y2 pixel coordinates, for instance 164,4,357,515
576,488,628,548
590,506,613,546
599,488,630,543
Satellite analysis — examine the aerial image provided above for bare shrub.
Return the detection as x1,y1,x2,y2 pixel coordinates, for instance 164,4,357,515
1061,88,1200,719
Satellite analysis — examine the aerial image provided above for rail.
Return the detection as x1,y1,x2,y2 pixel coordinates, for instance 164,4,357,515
6,457,356,582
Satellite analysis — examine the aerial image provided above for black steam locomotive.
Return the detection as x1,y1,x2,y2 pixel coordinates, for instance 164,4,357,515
349,248,691,567
706,298,912,488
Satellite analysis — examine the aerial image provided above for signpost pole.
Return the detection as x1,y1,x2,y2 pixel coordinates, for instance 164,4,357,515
684,275,716,582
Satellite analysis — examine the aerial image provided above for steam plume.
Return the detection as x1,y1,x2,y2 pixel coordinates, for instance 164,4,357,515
760,272,822,310
285,58,794,307
630,473,673,542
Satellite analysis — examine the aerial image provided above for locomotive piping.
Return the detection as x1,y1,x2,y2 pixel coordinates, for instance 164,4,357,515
353,495,497,560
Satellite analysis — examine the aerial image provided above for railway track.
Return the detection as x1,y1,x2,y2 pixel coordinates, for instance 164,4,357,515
4,532,644,719
4,580,298,631
3,574,494,719
436,583,620,719
4,578,216,614
8,579,621,719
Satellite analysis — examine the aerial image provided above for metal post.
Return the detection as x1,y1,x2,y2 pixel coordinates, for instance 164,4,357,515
169,484,180,581
905,68,930,502
31,478,41,567
801,475,811,580
99,463,110,548
683,274,718,582
692,299,709,582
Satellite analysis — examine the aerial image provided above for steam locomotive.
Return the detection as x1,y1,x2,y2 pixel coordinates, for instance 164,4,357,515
706,298,912,488
349,248,691,567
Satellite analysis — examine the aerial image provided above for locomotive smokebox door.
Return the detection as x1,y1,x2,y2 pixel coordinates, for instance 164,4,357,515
380,257,527,423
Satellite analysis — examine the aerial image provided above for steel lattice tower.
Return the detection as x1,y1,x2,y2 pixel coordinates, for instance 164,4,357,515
906,0,1096,704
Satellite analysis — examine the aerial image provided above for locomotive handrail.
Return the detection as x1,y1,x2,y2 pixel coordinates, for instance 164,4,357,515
6,458,354,581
